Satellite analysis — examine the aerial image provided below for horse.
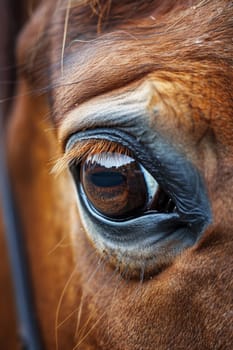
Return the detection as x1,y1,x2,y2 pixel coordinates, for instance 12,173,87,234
0,0,233,349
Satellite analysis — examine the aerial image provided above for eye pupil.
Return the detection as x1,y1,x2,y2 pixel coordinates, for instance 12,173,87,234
80,152,148,219
90,171,126,188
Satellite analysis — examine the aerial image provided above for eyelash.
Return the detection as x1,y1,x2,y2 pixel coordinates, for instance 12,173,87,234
53,139,131,176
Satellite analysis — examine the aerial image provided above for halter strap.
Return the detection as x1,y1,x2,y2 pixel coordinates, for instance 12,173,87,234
0,111,43,350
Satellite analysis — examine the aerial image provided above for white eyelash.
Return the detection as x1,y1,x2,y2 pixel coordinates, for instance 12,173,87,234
88,152,134,169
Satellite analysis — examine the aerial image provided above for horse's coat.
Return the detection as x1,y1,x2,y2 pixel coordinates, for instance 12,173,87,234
1,0,233,349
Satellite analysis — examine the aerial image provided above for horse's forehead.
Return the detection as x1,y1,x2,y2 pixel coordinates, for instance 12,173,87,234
15,0,233,156
46,1,232,122
19,0,233,106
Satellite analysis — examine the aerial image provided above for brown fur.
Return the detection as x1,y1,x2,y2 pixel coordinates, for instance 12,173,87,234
1,0,233,349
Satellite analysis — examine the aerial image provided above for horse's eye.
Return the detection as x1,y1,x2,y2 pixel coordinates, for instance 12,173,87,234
67,132,211,279
80,152,160,219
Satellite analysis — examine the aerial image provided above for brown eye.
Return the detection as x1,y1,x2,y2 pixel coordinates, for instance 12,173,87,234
80,152,158,219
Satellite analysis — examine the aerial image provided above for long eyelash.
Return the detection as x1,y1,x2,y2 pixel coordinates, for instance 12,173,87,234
52,139,131,175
